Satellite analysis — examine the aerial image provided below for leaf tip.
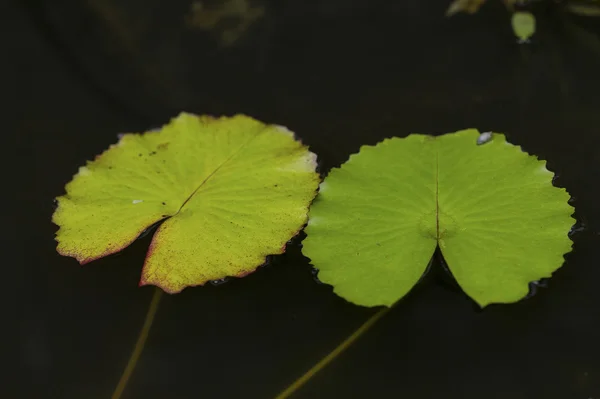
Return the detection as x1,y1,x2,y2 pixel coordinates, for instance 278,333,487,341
55,244,99,266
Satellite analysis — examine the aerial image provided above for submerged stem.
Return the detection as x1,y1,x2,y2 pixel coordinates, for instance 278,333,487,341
274,305,391,399
111,287,163,399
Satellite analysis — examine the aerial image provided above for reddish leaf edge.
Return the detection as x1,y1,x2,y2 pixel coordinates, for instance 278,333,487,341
52,200,171,265
138,213,315,294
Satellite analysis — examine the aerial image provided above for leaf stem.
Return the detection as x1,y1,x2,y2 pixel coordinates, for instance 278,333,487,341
111,287,163,399
273,305,391,399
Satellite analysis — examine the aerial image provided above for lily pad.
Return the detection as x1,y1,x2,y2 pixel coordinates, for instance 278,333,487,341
302,130,574,307
53,113,320,293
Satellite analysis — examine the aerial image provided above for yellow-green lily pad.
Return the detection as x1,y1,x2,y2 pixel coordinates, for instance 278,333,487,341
53,113,320,293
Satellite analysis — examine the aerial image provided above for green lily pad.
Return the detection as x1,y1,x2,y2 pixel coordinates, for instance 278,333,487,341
53,113,320,293
303,129,574,307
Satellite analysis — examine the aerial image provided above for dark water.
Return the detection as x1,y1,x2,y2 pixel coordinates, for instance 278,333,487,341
8,0,600,398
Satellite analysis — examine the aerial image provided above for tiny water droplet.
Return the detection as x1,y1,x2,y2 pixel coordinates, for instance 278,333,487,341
525,278,549,299
418,256,434,284
137,219,163,240
552,174,559,185
432,249,462,292
138,226,154,239
439,255,450,273
315,159,324,175
538,279,548,287
526,283,538,298
569,221,586,238
311,267,323,285
568,196,577,206
210,277,230,286
259,255,273,268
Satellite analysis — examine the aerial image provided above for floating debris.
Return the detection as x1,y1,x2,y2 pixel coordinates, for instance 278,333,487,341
511,11,536,44
477,131,493,145
446,0,487,16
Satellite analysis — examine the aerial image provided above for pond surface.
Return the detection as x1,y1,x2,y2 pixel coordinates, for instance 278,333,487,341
9,0,600,398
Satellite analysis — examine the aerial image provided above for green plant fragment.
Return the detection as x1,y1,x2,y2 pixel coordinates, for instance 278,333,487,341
511,11,536,43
